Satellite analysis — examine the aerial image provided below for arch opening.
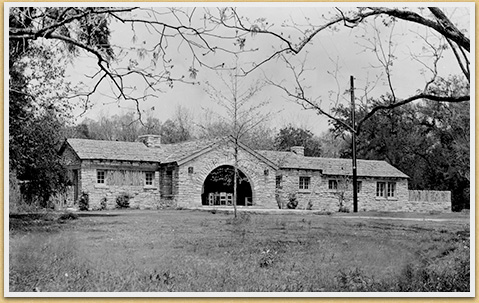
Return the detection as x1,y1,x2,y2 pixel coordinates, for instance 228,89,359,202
201,165,253,206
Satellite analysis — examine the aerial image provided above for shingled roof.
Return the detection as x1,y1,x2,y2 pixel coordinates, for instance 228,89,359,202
64,138,159,162
257,150,409,179
153,137,221,163
63,138,408,179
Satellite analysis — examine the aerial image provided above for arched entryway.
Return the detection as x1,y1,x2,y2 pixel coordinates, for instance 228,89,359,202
201,165,253,206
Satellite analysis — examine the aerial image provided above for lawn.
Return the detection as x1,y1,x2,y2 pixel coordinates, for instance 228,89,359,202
8,209,470,293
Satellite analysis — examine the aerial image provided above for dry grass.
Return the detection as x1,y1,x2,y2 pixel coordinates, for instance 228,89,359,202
8,209,470,292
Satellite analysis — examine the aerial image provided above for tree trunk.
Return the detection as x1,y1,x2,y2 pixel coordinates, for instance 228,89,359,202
233,141,238,218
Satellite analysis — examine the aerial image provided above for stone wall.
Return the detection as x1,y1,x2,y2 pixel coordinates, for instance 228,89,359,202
175,140,278,208
277,169,411,212
357,178,409,212
78,160,165,210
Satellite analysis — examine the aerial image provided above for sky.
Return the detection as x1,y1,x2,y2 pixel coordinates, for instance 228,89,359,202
62,4,472,136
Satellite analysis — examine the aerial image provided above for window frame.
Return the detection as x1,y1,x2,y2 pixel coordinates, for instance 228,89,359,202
276,175,282,189
376,181,398,199
299,176,311,190
145,171,154,187
356,181,362,194
376,182,386,198
387,182,396,198
96,169,106,185
328,179,338,190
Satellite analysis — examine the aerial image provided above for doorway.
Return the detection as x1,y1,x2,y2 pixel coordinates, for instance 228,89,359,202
201,165,253,206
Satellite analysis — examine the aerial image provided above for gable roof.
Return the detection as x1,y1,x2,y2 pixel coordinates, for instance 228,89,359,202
257,150,409,179
63,138,159,162
157,136,279,169
153,137,221,164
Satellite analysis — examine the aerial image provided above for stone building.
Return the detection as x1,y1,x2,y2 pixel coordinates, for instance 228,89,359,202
60,138,161,209
59,135,449,212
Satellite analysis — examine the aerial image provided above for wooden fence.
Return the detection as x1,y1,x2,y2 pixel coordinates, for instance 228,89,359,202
408,190,451,203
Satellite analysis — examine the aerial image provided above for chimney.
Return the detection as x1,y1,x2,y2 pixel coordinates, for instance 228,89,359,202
138,135,162,148
291,146,304,156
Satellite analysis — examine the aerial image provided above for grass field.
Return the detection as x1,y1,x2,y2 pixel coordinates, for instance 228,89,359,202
8,209,470,293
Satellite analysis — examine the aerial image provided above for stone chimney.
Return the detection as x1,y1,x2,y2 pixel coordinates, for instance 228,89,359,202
291,146,304,156
138,135,162,148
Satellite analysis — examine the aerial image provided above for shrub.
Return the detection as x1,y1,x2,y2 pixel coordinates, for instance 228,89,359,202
286,193,298,209
116,193,131,209
100,197,107,210
58,212,78,220
259,249,278,268
78,192,89,211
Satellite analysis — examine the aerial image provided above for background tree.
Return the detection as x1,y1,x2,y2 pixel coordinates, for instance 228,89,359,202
9,9,77,207
199,111,275,150
160,105,194,144
12,111,71,207
274,125,322,157
318,130,348,158
67,112,163,141
331,78,470,210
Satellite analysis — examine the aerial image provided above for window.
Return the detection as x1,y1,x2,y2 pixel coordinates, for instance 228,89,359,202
387,182,396,198
188,167,194,174
264,169,269,176
276,175,282,189
328,180,338,190
97,170,106,184
145,171,154,186
299,176,311,190
376,182,385,197
356,181,362,193
377,181,396,199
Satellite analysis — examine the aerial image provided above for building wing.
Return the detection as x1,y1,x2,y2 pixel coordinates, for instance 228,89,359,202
257,150,409,179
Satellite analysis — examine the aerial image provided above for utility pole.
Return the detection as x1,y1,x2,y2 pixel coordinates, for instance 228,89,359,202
350,75,358,213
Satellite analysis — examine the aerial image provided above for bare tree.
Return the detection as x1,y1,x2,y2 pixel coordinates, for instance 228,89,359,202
8,6,248,120
9,6,470,131
207,6,470,134
203,59,271,217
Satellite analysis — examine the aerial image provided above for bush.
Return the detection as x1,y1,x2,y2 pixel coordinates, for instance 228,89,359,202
78,192,89,211
58,212,78,220
286,193,298,209
116,193,131,209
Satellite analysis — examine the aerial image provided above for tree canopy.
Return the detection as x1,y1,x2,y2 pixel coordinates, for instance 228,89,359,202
274,125,322,157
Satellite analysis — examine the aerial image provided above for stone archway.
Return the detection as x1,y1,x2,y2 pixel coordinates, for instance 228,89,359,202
201,165,253,206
